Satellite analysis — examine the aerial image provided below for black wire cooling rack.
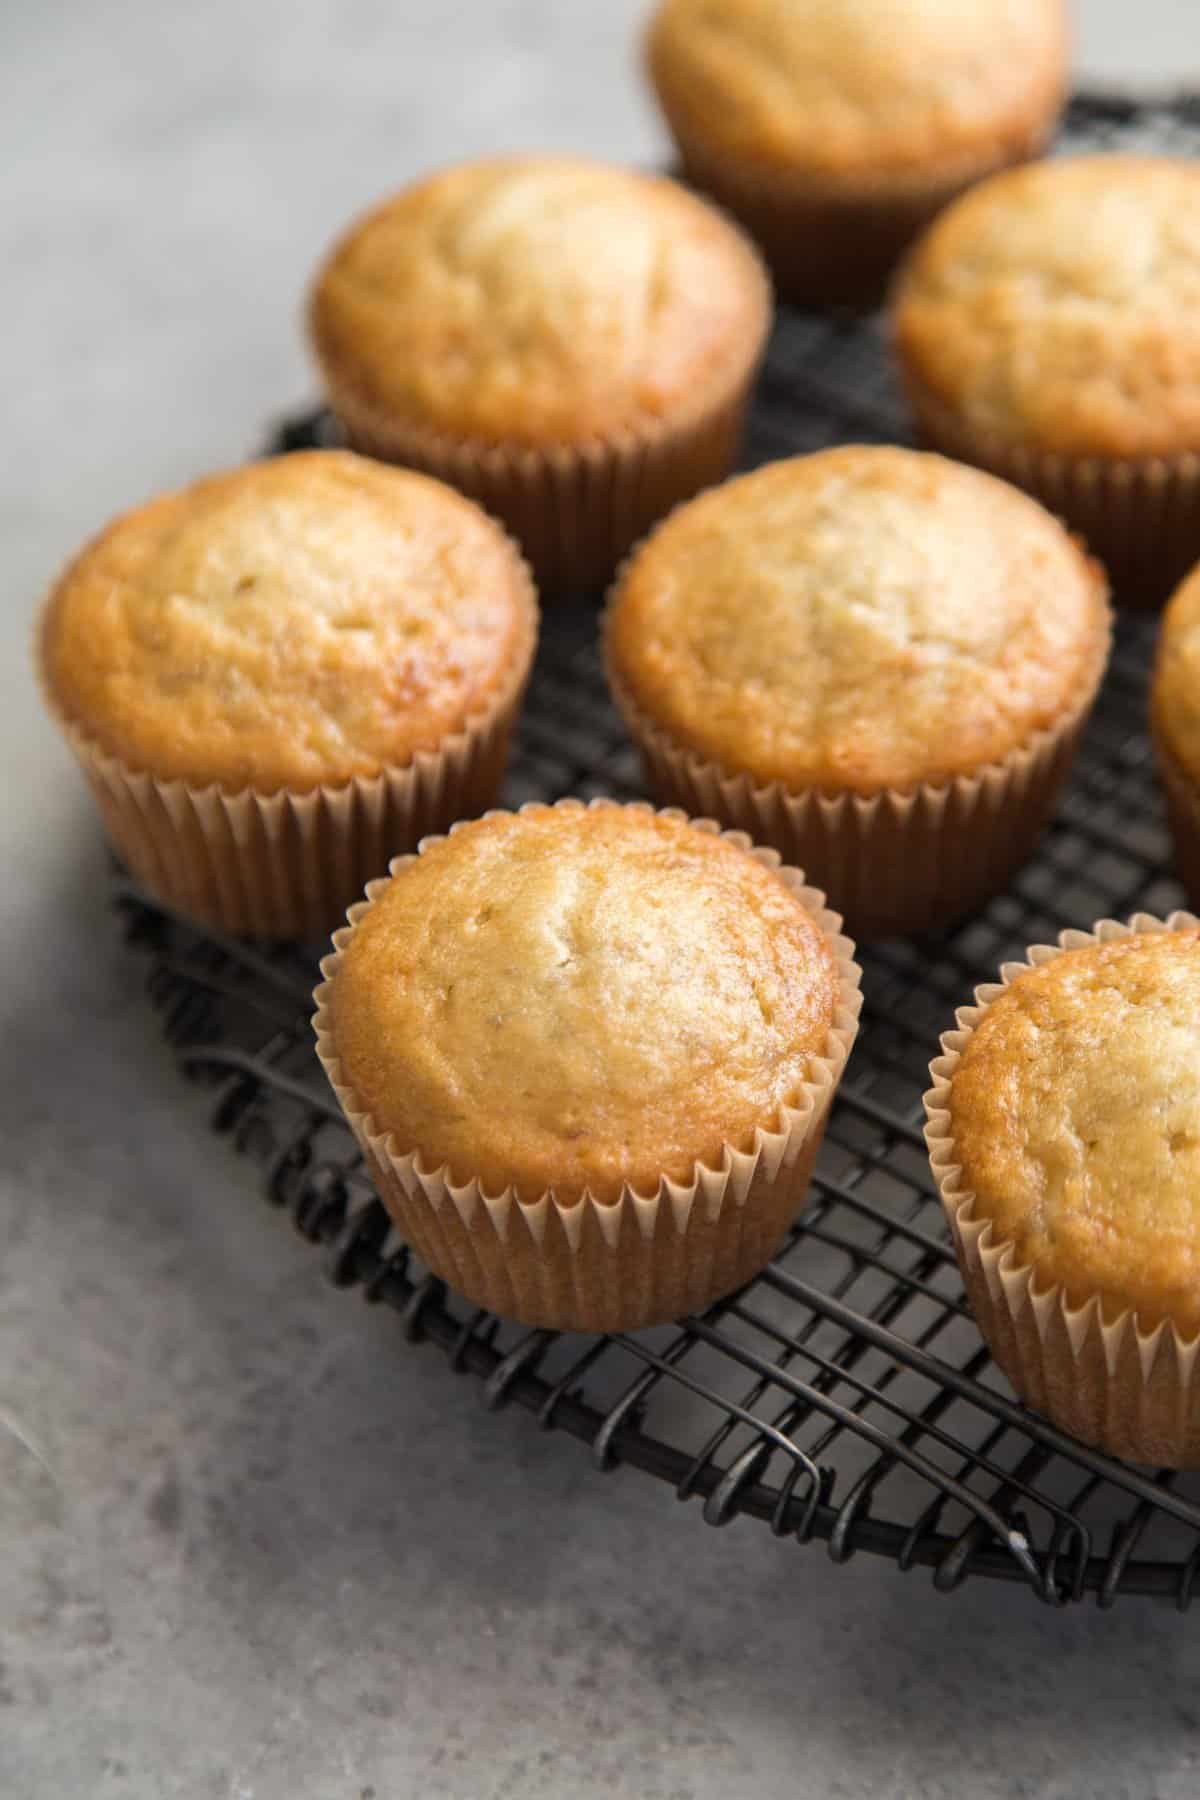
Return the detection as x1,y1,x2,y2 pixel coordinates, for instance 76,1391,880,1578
116,94,1200,1607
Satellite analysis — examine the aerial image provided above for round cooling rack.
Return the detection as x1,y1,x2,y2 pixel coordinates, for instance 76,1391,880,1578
116,93,1200,1607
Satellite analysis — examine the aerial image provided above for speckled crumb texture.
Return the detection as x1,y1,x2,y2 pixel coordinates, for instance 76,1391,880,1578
608,445,1108,794
42,449,535,793
894,156,1200,461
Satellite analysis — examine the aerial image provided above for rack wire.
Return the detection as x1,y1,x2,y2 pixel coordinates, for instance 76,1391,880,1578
117,94,1200,1605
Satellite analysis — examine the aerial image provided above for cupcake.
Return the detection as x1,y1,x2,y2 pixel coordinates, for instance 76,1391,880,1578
39,449,537,939
925,915,1200,1468
1152,560,1200,899
307,155,771,593
645,0,1068,306
893,155,1200,604
313,800,861,1333
606,446,1110,937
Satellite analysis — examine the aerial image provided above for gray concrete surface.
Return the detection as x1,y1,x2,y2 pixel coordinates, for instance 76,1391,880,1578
5,3,1200,1796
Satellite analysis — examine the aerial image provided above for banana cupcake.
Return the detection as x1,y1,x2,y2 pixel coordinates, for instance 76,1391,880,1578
606,446,1110,936
1151,560,1200,898
39,450,537,939
645,0,1068,305
894,156,1200,603
314,801,861,1333
926,916,1200,1467
307,155,771,593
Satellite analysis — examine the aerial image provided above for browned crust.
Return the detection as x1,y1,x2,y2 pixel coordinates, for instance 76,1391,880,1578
40,450,538,795
893,156,1200,463
644,0,1069,185
307,156,772,451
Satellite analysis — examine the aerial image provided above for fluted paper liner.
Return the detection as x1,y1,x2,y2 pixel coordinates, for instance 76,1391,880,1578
312,798,862,1333
311,254,772,597
901,376,1200,608
658,128,1056,308
605,614,1110,939
924,911,1200,1468
37,572,538,941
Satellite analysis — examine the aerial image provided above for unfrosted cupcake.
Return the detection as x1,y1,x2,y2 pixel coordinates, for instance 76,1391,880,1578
894,156,1200,603
606,446,1110,936
1151,560,1200,898
926,916,1200,1467
308,155,771,593
314,801,861,1332
646,0,1068,304
39,450,537,938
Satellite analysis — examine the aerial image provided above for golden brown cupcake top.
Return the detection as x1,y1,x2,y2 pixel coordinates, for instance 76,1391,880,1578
894,156,1200,460
329,804,839,1203
308,156,770,447
646,0,1067,183
41,450,536,794
607,447,1108,795
1152,563,1200,784
948,930,1200,1336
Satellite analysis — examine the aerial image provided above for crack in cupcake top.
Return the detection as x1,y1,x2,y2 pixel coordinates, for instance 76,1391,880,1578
894,156,1200,459
948,929,1200,1337
308,157,769,446
42,450,534,793
647,0,1067,178
330,805,838,1203
608,446,1107,794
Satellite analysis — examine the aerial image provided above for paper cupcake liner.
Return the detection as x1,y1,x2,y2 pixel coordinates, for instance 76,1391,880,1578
658,126,1056,308
323,385,760,601
312,255,772,598
313,798,862,1333
37,580,538,942
901,378,1200,607
925,910,1200,1468
605,625,1109,939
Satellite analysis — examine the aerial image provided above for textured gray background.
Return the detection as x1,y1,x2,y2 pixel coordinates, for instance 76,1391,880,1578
5,3,1200,1797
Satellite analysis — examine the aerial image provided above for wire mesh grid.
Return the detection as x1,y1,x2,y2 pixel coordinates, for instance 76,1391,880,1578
116,94,1200,1606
